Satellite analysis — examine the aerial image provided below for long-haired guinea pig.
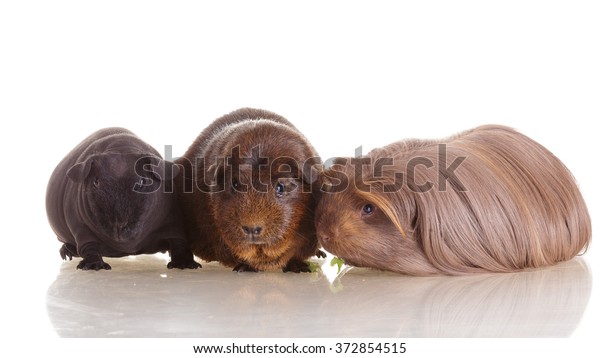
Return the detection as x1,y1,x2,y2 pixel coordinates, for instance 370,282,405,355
315,125,591,275
46,127,199,270
176,108,325,272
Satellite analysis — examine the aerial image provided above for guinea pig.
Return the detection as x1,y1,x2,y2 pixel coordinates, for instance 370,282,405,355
176,108,325,272
46,127,200,270
315,125,591,275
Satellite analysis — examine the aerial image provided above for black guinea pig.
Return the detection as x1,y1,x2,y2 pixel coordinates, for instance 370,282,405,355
46,127,200,270
176,108,325,272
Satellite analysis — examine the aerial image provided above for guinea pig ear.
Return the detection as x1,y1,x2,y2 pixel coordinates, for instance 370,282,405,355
66,158,94,182
301,157,323,184
317,174,333,193
206,162,224,183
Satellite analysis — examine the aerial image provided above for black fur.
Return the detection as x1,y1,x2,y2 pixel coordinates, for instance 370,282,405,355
46,127,199,270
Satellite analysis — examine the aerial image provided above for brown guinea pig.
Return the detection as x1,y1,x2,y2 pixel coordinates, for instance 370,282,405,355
177,108,325,272
315,125,591,275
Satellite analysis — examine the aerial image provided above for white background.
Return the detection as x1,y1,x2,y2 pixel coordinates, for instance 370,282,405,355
1,0,598,356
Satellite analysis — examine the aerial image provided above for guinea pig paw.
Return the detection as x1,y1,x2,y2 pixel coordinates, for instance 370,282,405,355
59,244,77,261
77,258,111,271
167,260,202,270
315,250,327,259
283,260,311,273
233,263,259,273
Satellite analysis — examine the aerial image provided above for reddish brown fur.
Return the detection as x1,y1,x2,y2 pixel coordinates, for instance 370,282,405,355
177,108,323,272
316,125,591,275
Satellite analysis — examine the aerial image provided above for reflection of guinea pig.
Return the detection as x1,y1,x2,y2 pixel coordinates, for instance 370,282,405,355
316,125,591,275
46,127,199,270
45,256,591,337
177,108,324,272
312,259,591,337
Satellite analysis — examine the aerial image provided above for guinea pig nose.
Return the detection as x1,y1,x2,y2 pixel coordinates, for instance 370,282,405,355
242,225,263,236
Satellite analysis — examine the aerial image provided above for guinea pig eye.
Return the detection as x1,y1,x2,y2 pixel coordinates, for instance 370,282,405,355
231,178,239,191
275,182,285,197
137,177,152,186
361,203,375,216
93,178,100,188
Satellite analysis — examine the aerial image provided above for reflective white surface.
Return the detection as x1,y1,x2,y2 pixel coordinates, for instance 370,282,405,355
46,255,591,338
